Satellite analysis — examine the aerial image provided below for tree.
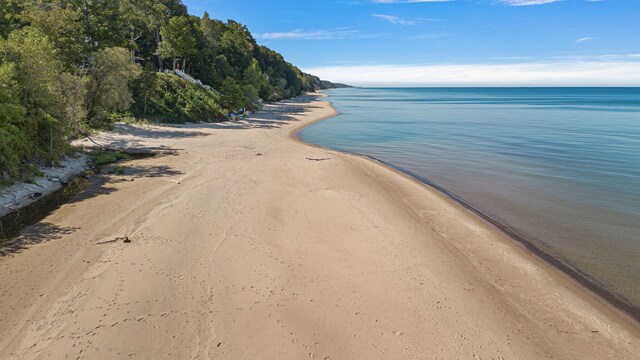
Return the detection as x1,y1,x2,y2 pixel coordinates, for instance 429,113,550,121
21,3,87,66
219,77,245,111
199,12,222,55
66,0,126,51
0,0,25,38
219,20,255,76
0,26,68,162
0,63,24,125
58,72,89,136
86,47,142,125
149,0,189,69
243,59,267,90
242,59,267,108
158,15,197,70
210,54,232,88
116,0,169,63
0,62,29,178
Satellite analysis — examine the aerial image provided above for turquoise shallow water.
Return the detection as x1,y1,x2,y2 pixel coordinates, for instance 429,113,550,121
300,87,640,314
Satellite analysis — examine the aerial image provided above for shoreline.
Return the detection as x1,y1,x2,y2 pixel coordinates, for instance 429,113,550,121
293,92,640,330
1,93,639,358
0,154,91,220
366,157,640,326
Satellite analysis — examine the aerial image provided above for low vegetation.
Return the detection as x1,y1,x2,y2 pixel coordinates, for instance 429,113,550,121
83,149,130,167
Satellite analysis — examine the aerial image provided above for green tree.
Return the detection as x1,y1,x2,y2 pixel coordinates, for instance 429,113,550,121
219,77,244,111
242,59,267,108
86,47,142,125
64,0,126,51
58,72,89,136
243,59,267,90
0,63,24,124
219,20,255,76
116,0,171,63
21,3,87,66
199,12,222,56
0,0,25,38
0,26,68,162
210,54,232,88
149,0,189,69
0,62,29,178
158,15,197,70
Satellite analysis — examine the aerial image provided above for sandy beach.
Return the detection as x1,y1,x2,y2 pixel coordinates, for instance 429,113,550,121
0,93,639,359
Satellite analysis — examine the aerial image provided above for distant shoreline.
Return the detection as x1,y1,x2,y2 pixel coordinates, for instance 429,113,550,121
322,86,640,89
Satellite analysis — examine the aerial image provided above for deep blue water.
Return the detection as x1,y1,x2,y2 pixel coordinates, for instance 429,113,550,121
300,87,640,311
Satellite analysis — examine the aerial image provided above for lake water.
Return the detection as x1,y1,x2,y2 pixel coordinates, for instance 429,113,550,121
300,87,640,316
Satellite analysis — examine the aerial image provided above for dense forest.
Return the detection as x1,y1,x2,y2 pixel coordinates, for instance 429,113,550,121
0,0,347,183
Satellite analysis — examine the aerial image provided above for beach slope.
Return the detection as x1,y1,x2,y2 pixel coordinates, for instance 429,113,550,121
0,93,638,359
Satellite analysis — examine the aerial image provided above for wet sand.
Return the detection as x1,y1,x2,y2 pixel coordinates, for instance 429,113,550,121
0,93,639,359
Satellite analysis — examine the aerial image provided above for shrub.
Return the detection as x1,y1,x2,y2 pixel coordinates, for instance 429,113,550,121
0,123,31,181
131,72,225,123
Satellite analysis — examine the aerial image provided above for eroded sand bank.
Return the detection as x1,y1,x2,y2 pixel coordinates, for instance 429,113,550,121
0,93,638,359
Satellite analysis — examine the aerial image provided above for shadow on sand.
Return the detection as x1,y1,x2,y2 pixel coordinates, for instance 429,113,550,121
0,156,184,254
68,160,185,206
181,94,323,131
0,222,80,257
110,123,211,139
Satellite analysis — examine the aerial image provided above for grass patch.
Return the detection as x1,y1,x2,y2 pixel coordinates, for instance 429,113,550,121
84,148,130,166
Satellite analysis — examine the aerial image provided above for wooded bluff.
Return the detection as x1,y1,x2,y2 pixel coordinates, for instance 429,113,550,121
0,0,346,184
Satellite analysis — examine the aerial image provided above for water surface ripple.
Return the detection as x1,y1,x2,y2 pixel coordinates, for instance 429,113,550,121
301,87,640,315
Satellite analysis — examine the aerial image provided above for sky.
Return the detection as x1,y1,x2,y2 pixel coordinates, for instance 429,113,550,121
183,0,640,86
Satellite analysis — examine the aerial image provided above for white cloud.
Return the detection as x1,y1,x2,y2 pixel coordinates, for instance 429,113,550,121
498,0,561,5
372,14,418,25
256,28,358,40
303,61,640,86
575,37,594,43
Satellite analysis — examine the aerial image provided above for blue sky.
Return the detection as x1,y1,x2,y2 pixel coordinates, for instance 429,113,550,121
183,0,640,86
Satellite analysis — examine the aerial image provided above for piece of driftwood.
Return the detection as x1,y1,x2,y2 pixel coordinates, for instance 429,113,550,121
83,136,106,150
95,236,131,245
306,157,331,162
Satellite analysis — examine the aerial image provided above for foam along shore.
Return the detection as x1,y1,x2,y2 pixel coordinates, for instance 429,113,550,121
0,93,639,359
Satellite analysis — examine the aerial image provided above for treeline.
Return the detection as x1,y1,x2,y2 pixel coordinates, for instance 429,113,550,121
0,0,344,182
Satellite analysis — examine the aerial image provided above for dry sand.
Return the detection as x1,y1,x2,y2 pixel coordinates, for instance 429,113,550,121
0,93,639,359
